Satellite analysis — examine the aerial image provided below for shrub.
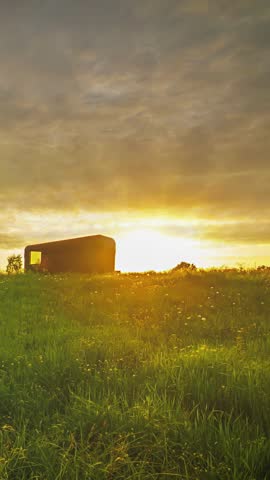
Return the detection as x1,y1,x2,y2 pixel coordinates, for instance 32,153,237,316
6,254,23,274
171,261,197,272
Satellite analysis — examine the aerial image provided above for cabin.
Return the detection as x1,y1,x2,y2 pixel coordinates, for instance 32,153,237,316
24,235,116,274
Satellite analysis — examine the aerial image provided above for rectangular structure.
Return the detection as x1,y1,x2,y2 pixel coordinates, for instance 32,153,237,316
24,235,116,274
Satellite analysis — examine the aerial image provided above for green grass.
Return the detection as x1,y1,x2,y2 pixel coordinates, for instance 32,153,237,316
0,269,269,479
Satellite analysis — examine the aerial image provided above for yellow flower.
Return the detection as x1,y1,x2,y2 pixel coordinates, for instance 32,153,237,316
2,424,15,432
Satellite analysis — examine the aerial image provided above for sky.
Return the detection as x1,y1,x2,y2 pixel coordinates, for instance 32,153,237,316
1,0,270,271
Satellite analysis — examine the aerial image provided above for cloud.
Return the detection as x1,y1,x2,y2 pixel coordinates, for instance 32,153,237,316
159,219,270,245
0,0,269,223
0,233,25,249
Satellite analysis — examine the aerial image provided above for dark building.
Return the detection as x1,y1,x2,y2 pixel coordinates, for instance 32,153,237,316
24,234,116,274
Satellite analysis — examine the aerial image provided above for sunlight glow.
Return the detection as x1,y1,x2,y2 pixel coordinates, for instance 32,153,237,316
115,228,208,272
1,211,270,272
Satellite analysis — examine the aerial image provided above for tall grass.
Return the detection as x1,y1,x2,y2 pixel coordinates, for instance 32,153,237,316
0,270,269,479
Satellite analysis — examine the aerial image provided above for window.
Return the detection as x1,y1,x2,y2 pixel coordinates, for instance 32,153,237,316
30,251,42,265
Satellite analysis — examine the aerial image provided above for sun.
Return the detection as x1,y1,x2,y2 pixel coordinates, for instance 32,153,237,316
115,228,205,272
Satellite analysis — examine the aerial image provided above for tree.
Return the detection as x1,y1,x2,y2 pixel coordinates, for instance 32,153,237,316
257,265,270,272
171,261,197,272
6,254,23,274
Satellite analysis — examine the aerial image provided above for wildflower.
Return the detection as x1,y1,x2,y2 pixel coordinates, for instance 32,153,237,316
2,424,15,432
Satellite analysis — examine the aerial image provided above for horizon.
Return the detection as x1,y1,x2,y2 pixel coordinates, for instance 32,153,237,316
1,218,270,273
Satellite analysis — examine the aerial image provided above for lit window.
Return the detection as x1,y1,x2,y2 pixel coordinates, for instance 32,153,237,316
30,251,42,265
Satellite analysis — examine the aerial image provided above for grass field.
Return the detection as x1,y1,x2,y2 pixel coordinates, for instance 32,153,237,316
0,269,269,479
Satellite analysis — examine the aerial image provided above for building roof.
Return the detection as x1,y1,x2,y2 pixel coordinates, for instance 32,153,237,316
25,234,115,252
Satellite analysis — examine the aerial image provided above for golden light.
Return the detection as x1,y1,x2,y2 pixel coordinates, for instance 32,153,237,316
115,228,208,272
30,251,41,265
2,210,268,273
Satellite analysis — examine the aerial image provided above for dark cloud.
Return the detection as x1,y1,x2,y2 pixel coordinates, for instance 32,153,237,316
0,0,270,223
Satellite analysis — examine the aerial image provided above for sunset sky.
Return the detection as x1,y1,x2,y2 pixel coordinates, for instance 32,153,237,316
1,0,270,271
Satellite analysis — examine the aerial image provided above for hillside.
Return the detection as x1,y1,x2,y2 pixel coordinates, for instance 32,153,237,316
0,270,269,479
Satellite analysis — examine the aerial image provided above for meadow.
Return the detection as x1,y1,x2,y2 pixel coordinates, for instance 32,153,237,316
0,269,269,479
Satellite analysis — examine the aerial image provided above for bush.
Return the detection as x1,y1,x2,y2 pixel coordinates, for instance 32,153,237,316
171,261,197,272
6,254,23,274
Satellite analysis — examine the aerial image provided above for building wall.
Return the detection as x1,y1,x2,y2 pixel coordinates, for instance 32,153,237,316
25,236,115,274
